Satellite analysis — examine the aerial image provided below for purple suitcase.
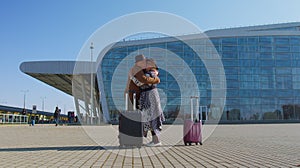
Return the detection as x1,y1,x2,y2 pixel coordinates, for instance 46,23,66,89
183,96,203,145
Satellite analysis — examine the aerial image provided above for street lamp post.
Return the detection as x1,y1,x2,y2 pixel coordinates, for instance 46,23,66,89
40,96,46,123
90,42,94,125
21,90,29,109
40,97,46,112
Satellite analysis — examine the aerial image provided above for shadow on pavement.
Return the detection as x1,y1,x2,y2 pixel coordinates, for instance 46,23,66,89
102,144,188,150
0,144,194,152
0,146,104,152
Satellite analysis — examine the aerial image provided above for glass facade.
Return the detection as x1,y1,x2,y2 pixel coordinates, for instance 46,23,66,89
100,34,300,122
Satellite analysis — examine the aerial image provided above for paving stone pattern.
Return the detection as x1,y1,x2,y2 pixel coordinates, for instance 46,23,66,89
0,124,299,167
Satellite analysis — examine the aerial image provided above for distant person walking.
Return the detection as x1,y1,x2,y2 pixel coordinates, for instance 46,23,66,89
54,107,60,126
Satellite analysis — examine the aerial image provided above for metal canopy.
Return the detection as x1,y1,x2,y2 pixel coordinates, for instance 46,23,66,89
27,73,73,96
19,61,97,100
20,61,103,125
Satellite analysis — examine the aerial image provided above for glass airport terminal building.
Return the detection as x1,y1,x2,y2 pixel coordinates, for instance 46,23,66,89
20,22,300,124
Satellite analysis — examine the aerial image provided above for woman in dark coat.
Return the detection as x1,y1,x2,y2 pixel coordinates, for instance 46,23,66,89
139,58,165,147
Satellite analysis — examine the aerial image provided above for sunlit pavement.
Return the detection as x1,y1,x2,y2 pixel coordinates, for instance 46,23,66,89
0,123,299,167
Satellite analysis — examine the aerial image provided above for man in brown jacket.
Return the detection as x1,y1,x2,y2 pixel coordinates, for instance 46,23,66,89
125,54,160,110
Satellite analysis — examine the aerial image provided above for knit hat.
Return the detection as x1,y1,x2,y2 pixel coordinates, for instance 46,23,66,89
135,54,146,62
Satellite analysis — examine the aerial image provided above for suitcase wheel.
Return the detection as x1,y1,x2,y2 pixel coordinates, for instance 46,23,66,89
185,141,202,146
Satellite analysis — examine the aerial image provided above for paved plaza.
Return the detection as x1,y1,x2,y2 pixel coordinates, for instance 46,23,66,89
0,123,299,167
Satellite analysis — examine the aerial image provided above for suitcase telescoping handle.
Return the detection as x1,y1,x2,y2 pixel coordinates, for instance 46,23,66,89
133,93,136,111
125,93,128,111
190,96,199,121
125,92,136,111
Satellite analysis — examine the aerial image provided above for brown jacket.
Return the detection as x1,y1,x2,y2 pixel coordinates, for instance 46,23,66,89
125,64,160,110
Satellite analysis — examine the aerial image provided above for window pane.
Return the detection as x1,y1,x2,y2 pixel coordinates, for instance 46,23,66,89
259,36,273,45
274,37,289,45
222,38,237,45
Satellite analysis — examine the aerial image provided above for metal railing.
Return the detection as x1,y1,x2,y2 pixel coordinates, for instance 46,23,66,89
0,114,28,124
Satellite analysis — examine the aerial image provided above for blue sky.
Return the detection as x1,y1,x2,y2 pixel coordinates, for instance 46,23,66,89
0,0,300,113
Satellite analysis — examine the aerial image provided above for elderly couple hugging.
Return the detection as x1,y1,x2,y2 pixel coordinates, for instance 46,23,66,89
125,54,165,147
